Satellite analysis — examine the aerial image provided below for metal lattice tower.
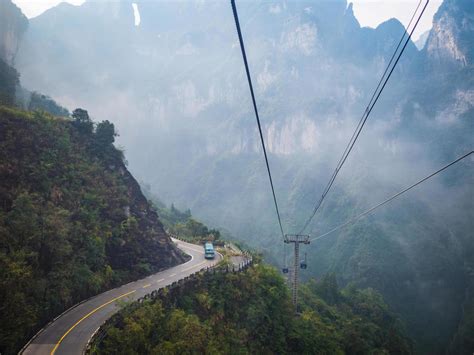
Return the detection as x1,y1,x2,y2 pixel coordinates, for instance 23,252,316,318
284,234,310,311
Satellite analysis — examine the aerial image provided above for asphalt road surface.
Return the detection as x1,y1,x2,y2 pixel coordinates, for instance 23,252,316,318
21,238,220,355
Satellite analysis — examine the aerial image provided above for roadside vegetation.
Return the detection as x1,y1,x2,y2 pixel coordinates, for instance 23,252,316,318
92,263,412,354
144,191,224,245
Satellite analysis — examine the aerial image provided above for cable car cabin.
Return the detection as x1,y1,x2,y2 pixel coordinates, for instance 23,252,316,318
282,267,289,274
300,253,308,269
204,242,215,259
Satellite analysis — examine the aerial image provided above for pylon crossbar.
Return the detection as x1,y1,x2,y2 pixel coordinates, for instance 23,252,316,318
284,234,310,244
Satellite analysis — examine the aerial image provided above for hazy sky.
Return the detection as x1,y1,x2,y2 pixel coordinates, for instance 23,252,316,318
352,0,442,39
13,0,84,18
13,0,442,40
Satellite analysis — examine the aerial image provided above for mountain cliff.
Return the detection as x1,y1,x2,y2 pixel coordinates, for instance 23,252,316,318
425,0,474,68
0,0,27,65
0,106,186,354
0,0,26,106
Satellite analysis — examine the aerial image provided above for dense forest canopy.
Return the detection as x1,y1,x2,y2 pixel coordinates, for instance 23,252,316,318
92,264,412,354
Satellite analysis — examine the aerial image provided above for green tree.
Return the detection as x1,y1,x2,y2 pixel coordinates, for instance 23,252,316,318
208,229,220,241
311,273,340,305
72,108,93,134
185,218,208,238
95,120,116,147
28,92,69,117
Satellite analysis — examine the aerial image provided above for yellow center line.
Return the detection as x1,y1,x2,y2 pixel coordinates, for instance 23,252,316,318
182,260,207,272
50,289,136,355
169,273,176,277
143,284,151,288
156,278,165,283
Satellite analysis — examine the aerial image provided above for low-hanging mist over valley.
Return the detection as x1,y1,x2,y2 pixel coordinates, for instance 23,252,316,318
1,0,473,354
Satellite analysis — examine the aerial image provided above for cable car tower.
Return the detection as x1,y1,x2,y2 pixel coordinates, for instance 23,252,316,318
284,234,310,311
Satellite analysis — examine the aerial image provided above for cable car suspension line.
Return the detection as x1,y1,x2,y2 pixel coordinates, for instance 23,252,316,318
310,150,473,242
298,0,430,234
231,0,285,240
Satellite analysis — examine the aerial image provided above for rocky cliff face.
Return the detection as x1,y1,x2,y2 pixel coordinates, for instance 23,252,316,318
425,0,474,68
0,0,28,65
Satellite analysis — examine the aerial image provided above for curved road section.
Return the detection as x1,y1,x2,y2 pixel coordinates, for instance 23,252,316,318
22,239,220,355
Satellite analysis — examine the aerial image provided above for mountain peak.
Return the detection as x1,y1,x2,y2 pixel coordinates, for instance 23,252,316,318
425,0,474,67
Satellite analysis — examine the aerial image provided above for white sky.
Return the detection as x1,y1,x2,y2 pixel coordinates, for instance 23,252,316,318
12,0,442,40
351,0,442,40
12,0,85,18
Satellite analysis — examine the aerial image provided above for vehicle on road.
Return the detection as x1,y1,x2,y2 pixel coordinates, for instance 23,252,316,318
204,242,215,259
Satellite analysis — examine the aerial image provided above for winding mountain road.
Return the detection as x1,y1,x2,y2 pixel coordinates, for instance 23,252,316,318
21,238,220,355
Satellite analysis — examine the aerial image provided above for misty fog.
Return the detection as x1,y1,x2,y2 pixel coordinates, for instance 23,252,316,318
13,0,473,351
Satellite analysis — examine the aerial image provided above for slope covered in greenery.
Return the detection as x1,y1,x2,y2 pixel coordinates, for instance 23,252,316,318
144,191,223,243
92,264,412,354
0,106,186,354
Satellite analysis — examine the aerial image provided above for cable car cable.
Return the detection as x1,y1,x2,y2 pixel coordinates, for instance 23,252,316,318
298,0,429,234
329,0,422,183
311,0,423,217
231,0,285,239
299,0,428,234
309,150,473,242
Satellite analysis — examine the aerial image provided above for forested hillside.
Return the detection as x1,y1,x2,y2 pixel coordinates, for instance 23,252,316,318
0,106,186,354
92,264,412,354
